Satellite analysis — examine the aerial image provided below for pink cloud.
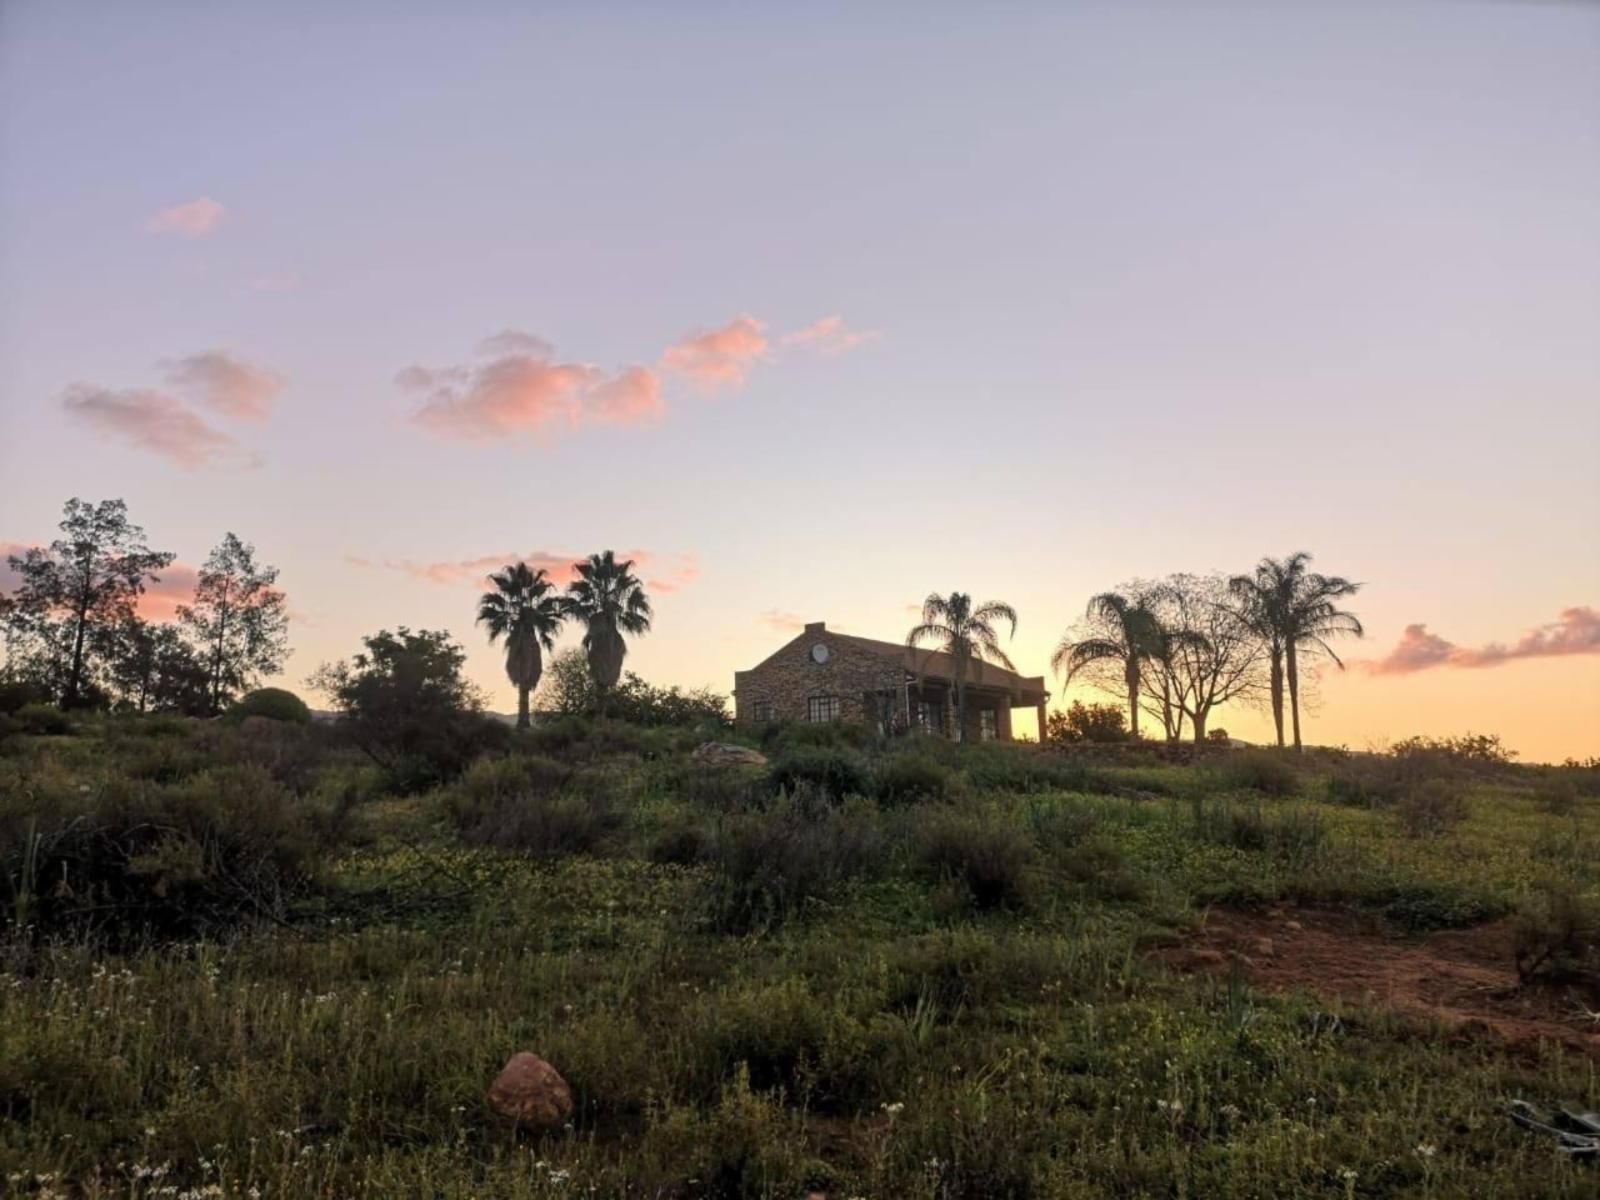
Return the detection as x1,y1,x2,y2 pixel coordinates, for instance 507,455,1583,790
147,197,225,237
163,351,285,422
401,333,663,441
660,316,769,389
349,547,696,595
62,385,242,469
585,367,664,427
1366,607,1600,674
780,315,881,355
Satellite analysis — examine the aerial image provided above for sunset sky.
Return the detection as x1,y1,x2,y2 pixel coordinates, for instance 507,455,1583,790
1,2,1596,761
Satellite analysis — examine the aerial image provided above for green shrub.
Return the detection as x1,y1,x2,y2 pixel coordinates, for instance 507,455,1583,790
766,747,873,803
916,805,1037,911
705,794,887,932
1213,750,1300,797
14,703,71,736
1191,796,1327,862
445,755,620,858
1395,777,1468,837
1534,777,1579,816
1,764,319,939
228,687,312,724
1513,885,1600,983
960,746,1104,794
763,720,878,754
0,680,49,714
1372,883,1507,932
874,754,950,805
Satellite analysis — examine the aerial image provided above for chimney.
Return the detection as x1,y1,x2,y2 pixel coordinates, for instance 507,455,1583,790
803,621,825,634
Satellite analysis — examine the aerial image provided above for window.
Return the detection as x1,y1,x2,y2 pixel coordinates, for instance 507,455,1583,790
751,699,775,724
915,701,942,733
807,694,841,723
979,709,999,742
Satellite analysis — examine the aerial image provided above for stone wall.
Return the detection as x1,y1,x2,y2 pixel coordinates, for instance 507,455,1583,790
733,623,908,729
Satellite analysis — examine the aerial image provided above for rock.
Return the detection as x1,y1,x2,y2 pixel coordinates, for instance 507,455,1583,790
1253,937,1276,958
1284,920,1303,931
691,742,769,768
486,1052,573,1128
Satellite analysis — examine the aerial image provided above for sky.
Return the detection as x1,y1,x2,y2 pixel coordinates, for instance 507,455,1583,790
1,1,1596,761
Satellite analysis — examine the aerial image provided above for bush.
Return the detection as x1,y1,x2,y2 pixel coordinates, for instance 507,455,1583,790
1191,796,1327,863
1394,778,1468,837
445,755,622,858
961,746,1105,795
1,764,319,939
228,687,311,724
0,680,49,714
1513,885,1600,984
874,754,950,805
13,703,71,736
1534,778,1579,816
766,747,873,803
1213,750,1299,797
1045,701,1128,745
1391,732,1516,771
916,806,1036,911
1324,756,1411,808
763,720,879,754
705,794,887,932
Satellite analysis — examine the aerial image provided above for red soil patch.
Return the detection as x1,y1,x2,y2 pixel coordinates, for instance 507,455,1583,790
1156,906,1600,1057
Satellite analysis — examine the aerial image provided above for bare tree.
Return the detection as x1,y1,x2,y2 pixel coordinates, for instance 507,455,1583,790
1145,574,1267,743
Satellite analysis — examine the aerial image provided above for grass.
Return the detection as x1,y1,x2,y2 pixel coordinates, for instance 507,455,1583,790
1,717,1597,1197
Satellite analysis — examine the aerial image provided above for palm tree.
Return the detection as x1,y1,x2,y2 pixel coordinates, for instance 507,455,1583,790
477,562,566,729
564,551,652,716
1230,553,1362,751
1050,592,1164,739
906,592,1017,744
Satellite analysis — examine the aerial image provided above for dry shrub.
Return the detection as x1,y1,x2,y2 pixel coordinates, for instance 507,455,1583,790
1513,885,1600,985
1394,778,1468,837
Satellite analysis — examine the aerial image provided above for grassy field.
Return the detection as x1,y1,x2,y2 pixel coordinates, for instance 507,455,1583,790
2,714,1597,1198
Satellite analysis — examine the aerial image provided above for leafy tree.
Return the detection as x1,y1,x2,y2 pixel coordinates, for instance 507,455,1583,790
1230,553,1362,751
3,499,174,706
178,533,290,716
309,628,492,791
1050,592,1164,740
106,618,210,715
537,646,596,715
476,562,565,728
1045,700,1128,744
564,551,653,715
906,592,1018,744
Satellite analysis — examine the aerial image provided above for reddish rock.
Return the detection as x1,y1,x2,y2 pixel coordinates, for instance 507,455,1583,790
486,1052,573,1128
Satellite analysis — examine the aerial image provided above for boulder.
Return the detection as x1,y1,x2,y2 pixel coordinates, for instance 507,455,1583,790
691,742,769,768
486,1052,573,1128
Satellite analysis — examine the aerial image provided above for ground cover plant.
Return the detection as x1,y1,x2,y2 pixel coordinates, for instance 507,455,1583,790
2,713,1597,1198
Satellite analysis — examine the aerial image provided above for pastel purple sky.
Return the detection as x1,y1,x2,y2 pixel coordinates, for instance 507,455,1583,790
1,2,1596,759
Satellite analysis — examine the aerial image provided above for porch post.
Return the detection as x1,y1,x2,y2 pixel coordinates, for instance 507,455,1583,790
997,698,1013,742
1036,699,1048,743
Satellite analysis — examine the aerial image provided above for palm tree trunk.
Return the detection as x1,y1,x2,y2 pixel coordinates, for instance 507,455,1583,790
1286,640,1302,752
1269,645,1285,748
516,684,530,729
1125,662,1140,739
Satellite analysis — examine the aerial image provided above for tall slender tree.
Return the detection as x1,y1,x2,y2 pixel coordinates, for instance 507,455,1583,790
1051,591,1164,739
906,592,1018,744
1230,553,1362,751
4,499,174,707
178,533,290,716
477,562,566,728
563,551,652,716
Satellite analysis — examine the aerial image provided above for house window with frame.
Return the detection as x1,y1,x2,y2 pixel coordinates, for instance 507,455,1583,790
751,699,775,724
807,694,841,723
979,709,999,742
915,700,941,733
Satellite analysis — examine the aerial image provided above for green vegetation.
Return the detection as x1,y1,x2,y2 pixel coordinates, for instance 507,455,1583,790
2,708,1596,1198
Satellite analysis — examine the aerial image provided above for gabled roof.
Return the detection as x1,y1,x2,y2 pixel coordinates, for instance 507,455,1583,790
828,629,1049,701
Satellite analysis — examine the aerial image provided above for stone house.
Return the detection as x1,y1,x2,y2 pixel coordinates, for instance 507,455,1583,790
733,621,1049,742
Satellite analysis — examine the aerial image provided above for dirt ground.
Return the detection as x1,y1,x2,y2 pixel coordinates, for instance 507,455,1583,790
1155,906,1600,1057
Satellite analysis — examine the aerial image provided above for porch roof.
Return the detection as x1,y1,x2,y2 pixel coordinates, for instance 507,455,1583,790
828,630,1049,705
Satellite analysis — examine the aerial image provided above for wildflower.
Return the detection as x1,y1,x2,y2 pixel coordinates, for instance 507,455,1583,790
1415,1142,1437,1159
881,1101,905,1116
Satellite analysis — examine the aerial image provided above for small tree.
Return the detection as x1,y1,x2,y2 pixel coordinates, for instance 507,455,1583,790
537,647,597,715
1046,700,1129,745
106,617,210,715
4,499,174,706
178,533,290,716
310,628,490,791
476,562,565,728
